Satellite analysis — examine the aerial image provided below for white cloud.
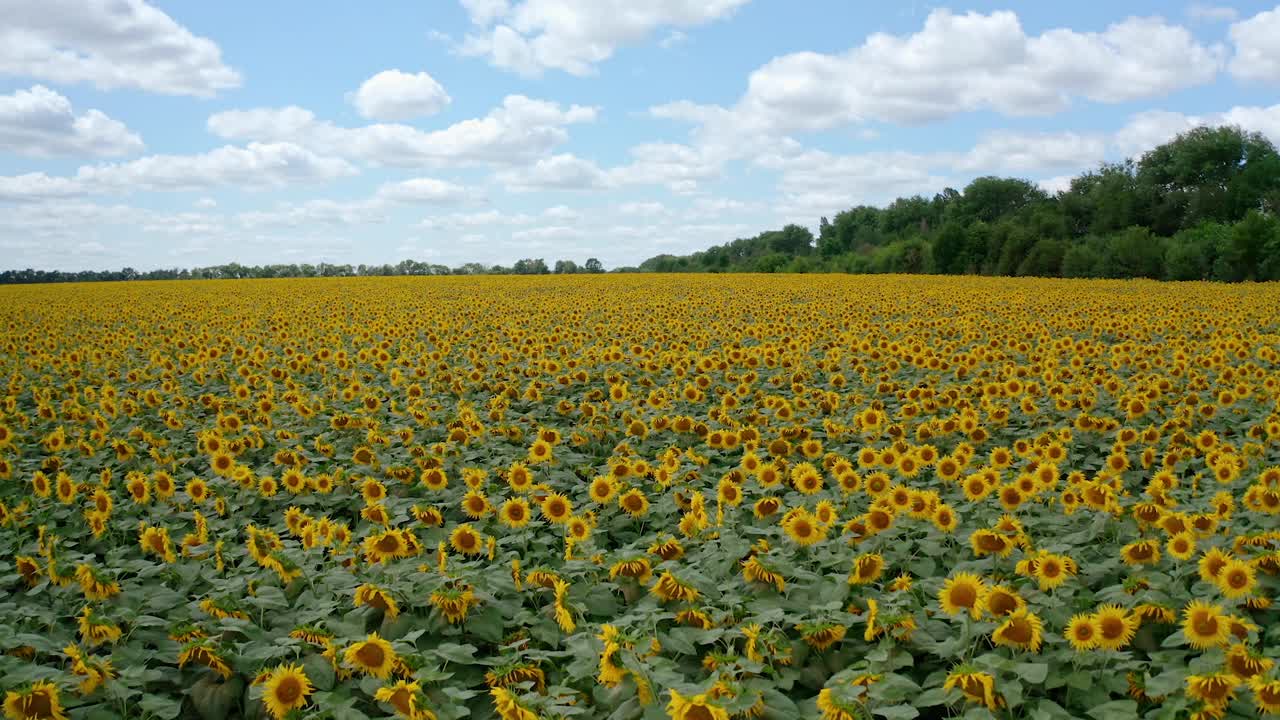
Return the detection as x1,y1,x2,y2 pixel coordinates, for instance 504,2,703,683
208,95,596,168
955,131,1108,173
195,197,217,209
352,70,451,120
76,142,357,192
495,153,612,190
607,141,722,191
0,85,143,157
0,173,85,202
374,177,478,204
419,210,536,230
1187,3,1238,22
0,143,356,201
657,9,1224,139
0,0,240,96
1229,6,1280,82
617,201,667,216
1037,175,1077,194
458,0,749,76
1114,104,1280,156
543,204,580,221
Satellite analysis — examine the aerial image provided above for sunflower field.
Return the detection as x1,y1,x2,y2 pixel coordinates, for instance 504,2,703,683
2,274,1280,720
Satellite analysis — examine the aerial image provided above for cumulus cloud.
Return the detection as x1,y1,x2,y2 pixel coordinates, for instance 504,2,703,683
1113,104,1280,156
0,0,240,96
0,85,143,157
655,9,1224,141
0,143,356,201
352,70,451,120
457,0,749,76
208,95,596,168
495,153,612,191
1229,5,1280,82
374,177,478,204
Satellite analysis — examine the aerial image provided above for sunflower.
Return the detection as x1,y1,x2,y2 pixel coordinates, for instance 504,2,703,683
618,489,650,517
799,623,847,651
1185,673,1239,708
449,524,484,556
345,633,397,678
374,680,433,719
430,585,478,624
1093,605,1138,651
490,687,538,720
499,498,531,528
944,669,1002,711
1182,600,1231,649
649,536,685,561
667,690,729,720
354,584,399,617
566,515,591,543
742,556,785,591
177,642,233,678
139,526,176,563
527,439,553,464
609,556,653,584
1167,532,1197,561
981,585,1024,617
992,609,1043,652
1215,558,1257,599
848,553,885,585
1199,547,1232,583
782,511,827,547
1120,540,1161,566
1225,643,1273,680
539,493,572,524
261,663,313,719
1065,613,1099,651
1033,553,1073,591
969,529,1013,558
938,573,986,618
3,680,68,720
651,572,699,603
1251,677,1280,714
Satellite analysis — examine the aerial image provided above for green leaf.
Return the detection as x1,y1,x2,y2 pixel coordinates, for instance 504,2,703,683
434,643,480,665
302,653,336,691
873,705,920,719
1087,700,1139,720
139,693,184,720
1014,662,1048,684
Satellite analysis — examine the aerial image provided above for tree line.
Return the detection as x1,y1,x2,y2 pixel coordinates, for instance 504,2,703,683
637,125,1280,281
4,125,1278,285
0,258,607,284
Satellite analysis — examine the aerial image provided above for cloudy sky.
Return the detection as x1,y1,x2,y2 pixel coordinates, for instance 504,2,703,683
1,1,1279,271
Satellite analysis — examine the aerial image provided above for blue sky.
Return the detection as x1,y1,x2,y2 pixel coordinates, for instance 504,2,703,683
1,1,1278,271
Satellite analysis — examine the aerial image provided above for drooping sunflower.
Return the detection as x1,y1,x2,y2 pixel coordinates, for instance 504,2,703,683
354,584,400,617
944,668,1002,711
1185,673,1239,708
666,690,729,720
261,664,313,720
3,680,68,720
490,687,538,720
344,632,397,678
1120,540,1161,566
991,609,1043,652
938,572,986,618
848,553,885,586
742,556,786,591
981,585,1024,618
1251,677,1280,714
374,679,432,719
651,572,700,603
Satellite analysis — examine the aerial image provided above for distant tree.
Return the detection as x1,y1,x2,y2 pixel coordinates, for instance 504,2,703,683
513,258,550,275
553,260,579,274
583,258,604,273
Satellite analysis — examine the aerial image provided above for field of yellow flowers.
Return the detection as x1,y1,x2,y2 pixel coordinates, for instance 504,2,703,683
2,274,1279,720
